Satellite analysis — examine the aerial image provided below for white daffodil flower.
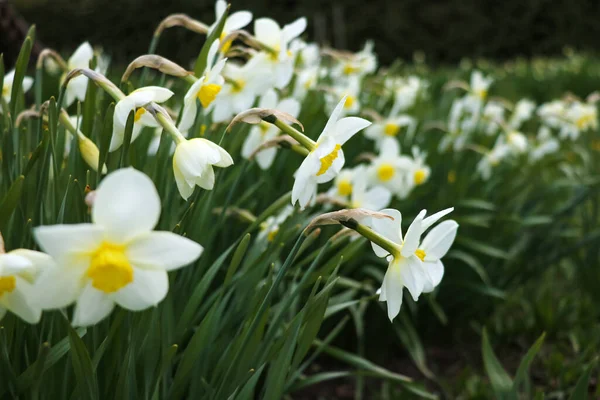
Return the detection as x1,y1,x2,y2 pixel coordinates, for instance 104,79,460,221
0,249,52,323
387,76,426,114
211,0,253,54
408,147,431,189
418,219,459,293
563,101,597,140
476,137,510,180
2,69,34,105
332,41,377,81
179,41,227,132
291,96,371,209
506,131,528,154
33,168,203,327
326,166,363,204
481,101,505,136
327,75,361,116
364,114,416,148
538,100,567,129
258,205,294,243
173,137,234,200
509,99,536,130
241,89,301,169
293,65,320,102
63,42,95,107
252,17,307,89
291,39,320,68
212,56,272,123
469,70,493,101
110,86,174,152
367,137,413,197
370,208,454,321
349,173,391,211
530,126,559,162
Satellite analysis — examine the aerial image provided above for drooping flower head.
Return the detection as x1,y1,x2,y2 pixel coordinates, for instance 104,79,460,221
110,87,174,151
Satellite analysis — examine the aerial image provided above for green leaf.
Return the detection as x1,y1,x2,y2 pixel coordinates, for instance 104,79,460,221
568,359,597,400
10,27,35,117
288,371,352,392
233,365,265,400
481,328,513,398
512,332,546,393
225,233,251,285
263,316,303,400
68,324,99,400
0,175,24,229
194,4,229,76
458,237,510,260
394,313,434,379
119,110,135,168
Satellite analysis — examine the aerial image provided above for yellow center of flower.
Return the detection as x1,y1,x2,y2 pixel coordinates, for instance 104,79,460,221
304,78,314,89
414,169,426,185
316,144,342,176
344,96,355,109
267,228,279,242
1,85,8,98
197,84,222,108
134,108,146,122
343,64,358,75
448,170,456,183
231,79,246,93
415,249,426,262
87,242,133,293
220,32,233,54
0,276,16,296
384,123,400,136
576,114,594,129
337,179,353,196
199,124,207,136
476,89,487,100
259,121,271,136
377,163,395,182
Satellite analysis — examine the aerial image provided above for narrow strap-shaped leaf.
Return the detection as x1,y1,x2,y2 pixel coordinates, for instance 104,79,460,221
194,4,229,76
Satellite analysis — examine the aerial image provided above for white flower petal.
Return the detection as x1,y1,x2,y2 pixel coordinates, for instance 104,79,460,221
422,207,454,231
33,263,87,309
422,220,458,260
401,210,426,257
225,11,253,32
321,96,346,138
333,117,372,145
2,277,41,323
256,147,277,170
282,17,307,43
128,86,174,106
127,231,203,271
254,18,281,47
34,224,104,260
422,260,444,293
113,268,168,311
383,258,403,321
370,209,402,258
399,256,426,301
92,168,161,242
69,42,94,68
72,283,115,326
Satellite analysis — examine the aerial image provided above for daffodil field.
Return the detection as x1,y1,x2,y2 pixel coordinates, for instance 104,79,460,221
1,1,600,398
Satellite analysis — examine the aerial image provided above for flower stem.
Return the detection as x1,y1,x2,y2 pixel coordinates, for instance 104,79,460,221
271,118,316,152
340,219,401,258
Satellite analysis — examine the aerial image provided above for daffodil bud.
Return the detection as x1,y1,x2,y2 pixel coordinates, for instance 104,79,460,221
79,135,107,174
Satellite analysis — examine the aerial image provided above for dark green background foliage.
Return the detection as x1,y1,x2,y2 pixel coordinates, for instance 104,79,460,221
4,0,600,67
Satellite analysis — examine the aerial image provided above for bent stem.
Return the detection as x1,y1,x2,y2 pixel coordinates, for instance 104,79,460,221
340,219,401,258
267,117,316,152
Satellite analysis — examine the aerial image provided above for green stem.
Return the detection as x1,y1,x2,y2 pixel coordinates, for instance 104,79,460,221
272,118,316,152
152,108,186,145
340,219,401,258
